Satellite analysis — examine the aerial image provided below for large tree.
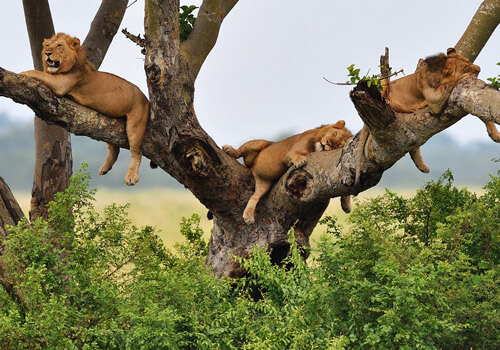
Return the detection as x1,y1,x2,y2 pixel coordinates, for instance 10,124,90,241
1,0,499,279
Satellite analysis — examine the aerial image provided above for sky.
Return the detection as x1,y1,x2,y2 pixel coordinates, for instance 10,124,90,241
1,0,499,148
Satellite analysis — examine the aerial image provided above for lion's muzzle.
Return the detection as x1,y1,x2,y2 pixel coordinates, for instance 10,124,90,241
45,55,60,73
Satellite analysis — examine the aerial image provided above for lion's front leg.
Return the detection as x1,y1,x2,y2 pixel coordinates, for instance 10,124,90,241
283,149,308,168
19,70,77,96
242,176,273,225
99,143,120,176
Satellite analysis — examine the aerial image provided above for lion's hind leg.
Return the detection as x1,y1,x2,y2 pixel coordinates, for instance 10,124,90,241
223,140,272,168
99,143,120,176
242,176,272,225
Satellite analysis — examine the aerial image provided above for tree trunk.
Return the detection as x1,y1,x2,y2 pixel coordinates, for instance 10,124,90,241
22,0,72,221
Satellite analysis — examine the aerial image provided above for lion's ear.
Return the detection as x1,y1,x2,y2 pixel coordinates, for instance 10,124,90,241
447,48,457,56
68,37,81,48
333,120,345,128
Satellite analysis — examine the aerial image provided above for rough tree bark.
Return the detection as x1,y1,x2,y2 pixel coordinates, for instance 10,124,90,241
0,0,499,279
22,0,72,221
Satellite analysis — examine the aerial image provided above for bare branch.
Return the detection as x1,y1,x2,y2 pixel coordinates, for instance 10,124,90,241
455,0,500,61
0,178,25,235
449,77,500,125
181,0,239,81
122,28,146,48
83,0,129,68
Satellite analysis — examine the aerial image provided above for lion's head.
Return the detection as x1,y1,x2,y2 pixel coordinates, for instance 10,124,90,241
422,48,480,88
42,33,92,74
315,120,353,151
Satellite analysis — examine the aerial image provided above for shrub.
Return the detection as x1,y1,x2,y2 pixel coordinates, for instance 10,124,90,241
315,169,500,349
1,166,499,349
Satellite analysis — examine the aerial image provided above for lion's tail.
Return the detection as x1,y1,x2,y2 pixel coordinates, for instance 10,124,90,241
353,126,370,196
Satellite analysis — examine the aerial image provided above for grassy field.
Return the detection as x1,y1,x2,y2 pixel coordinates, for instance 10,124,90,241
13,186,424,249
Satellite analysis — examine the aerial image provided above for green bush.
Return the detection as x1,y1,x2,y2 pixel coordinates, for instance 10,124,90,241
316,170,500,349
1,166,499,349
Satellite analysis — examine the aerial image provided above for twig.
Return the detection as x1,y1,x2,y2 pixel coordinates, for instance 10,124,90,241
322,77,351,86
122,28,146,55
122,28,145,47
323,69,404,86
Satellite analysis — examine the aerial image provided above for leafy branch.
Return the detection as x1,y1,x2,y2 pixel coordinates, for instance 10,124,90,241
179,5,198,41
122,4,198,48
323,64,403,90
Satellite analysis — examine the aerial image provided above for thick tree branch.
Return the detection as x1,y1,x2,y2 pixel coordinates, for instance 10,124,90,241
22,0,73,221
280,76,500,201
83,0,129,68
450,77,500,123
180,0,239,81
1,68,130,149
455,0,500,61
22,0,54,71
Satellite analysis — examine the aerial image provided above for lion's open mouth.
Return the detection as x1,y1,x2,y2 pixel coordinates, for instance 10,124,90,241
46,57,60,69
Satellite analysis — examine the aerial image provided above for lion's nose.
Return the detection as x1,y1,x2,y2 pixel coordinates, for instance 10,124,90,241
45,52,52,57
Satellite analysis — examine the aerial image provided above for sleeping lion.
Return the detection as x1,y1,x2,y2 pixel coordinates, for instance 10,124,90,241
21,33,149,186
354,48,490,194
223,120,353,224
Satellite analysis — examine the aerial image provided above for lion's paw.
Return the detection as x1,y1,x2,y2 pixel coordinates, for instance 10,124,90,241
99,165,111,176
417,163,430,174
124,171,139,186
292,156,307,169
222,145,238,158
242,208,255,225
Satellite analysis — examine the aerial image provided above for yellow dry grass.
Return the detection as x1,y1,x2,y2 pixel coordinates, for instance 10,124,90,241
13,186,420,249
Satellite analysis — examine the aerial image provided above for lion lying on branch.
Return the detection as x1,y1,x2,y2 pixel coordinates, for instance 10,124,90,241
21,33,149,186
354,48,497,193
223,120,353,224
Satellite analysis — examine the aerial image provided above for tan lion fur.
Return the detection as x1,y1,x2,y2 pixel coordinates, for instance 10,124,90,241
21,33,150,186
383,48,480,115
223,120,353,224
